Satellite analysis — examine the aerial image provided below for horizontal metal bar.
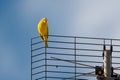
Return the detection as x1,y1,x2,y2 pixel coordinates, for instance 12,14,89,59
32,64,45,70
47,58,120,64
49,40,120,47
35,77,45,80
112,56,120,58
47,52,102,57
76,42,120,47
32,52,120,59
46,64,93,69
47,71,86,74
112,62,120,64
44,76,72,79
66,71,95,79
32,47,44,52
32,41,43,45
48,46,102,52
114,68,120,70
31,40,120,47
31,35,120,41
36,76,88,80
65,74,96,77
46,76,88,80
48,46,74,50
32,52,44,58
32,58,45,64
31,36,40,40
48,47,120,53
32,71,45,76
47,58,103,64
113,50,120,53
32,46,120,53
48,40,74,44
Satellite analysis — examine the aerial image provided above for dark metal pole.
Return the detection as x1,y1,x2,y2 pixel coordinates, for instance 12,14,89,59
45,47,47,80
74,37,77,80
103,50,115,80
31,39,32,80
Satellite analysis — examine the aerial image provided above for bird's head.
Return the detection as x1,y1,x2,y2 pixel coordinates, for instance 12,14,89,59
41,17,48,24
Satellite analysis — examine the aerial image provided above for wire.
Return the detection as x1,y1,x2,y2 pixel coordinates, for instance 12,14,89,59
51,57,95,68
63,71,95,79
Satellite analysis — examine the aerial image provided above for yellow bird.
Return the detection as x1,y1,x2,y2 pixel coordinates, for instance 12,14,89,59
38,17,48,47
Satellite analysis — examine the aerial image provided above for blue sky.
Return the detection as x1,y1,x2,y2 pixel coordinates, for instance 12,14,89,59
0,0,120,80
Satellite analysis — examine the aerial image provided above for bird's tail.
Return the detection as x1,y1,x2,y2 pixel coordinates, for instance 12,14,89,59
45,41,48,48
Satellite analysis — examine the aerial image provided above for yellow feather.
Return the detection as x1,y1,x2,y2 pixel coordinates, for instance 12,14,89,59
38,18,48,47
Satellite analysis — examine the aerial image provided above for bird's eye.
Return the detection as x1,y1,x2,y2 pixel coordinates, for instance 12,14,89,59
43,20,46,23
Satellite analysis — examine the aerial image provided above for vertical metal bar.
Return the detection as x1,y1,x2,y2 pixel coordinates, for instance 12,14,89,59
45,47,47,80
31,39,32,80
103,39,106,60
74,37,77,80
103,39,105,50
110,39,113,52
110,39,112,45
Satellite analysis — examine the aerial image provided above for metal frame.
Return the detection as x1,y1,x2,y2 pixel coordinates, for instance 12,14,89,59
30,35,120,80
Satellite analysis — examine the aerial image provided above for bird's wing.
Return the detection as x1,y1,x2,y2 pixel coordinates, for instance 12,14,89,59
38,21,44,41
40,34,44,40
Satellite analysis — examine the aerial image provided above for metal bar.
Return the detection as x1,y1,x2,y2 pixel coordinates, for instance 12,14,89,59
47,52,102,57
32,58,45,64
31,35,120,41
32,52,44,58
47,58,103,64
32,71,45,76
36,76,88,80
35,77,45,80
47,58,120,64
45,47,47,80
46,64,93,69
103,50,112,77
47,52,120,58
32,47,120,53
32,47,44,52
32,64,45,70
32,40,120,48
31,41,43,45
112,56,120,58
48,40,75,44
30,39,32,80
31,36,40,40
32,40,120,47
47,70,89,74
48,46,102,52
66,71,95,79
48,46,120,53
74,37,77,80
113,68,120,70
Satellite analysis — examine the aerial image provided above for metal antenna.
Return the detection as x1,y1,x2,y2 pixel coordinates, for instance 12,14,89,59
31,35,120,80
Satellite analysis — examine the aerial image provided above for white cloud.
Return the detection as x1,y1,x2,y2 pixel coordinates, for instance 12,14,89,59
68,1,120,38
